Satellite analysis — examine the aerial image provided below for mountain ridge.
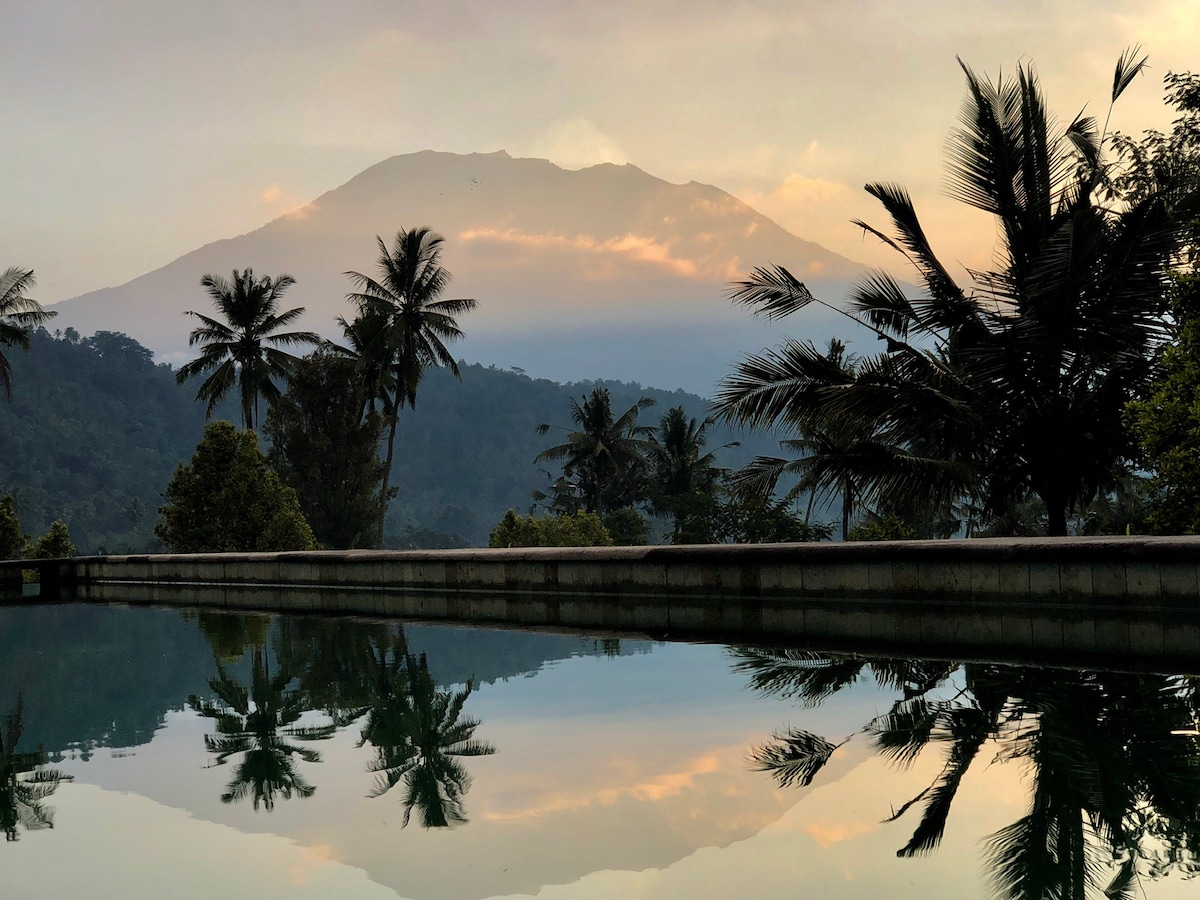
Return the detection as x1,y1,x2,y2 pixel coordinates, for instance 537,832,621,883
49,150,874,395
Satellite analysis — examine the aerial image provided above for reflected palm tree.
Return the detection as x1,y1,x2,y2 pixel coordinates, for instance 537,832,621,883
188,649,335,811
738,650,1200,899
358,644,495,828
0,698,71,841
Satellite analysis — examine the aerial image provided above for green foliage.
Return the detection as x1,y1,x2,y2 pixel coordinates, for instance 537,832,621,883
712,494,832,544
487,510,613,548
1130,276,1200,532
28,520,75,559
265,350,387,549
156,421,316,552
602,507,650,546
847,515,918,542
0,329,781,551
0,495,21,560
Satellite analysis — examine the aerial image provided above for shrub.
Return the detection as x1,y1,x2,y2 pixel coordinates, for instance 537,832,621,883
488,510,613,548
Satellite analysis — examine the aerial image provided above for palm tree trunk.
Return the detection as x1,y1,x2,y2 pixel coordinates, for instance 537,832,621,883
377,410,399,549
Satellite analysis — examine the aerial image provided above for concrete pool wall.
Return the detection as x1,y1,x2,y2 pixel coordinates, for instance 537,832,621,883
3,536,1200,664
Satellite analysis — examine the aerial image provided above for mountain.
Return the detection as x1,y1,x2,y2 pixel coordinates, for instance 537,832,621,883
49,150,873,395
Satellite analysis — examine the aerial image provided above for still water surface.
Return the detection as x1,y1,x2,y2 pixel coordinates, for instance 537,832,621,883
2,603,1198,899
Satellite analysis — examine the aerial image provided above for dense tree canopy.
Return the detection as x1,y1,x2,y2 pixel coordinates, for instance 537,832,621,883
156,421,316,552
265,350,388,549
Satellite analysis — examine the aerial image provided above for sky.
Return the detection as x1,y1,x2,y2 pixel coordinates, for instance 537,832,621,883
4,0,1200,305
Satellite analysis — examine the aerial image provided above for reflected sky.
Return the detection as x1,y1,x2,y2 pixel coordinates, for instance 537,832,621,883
1,604,1197,899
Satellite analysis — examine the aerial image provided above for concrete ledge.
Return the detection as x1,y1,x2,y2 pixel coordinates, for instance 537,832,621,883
4,536,1200,667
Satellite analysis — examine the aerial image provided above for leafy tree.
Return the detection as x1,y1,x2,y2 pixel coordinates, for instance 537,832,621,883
602,507,650,546
28,520,75,559
343,228,477,545
847,514,918,542
0,268,54,400
0,495,21,560
188,649,335,810
156,421,316,552
265,350,388,549
488,509,613,548
535,387,655,517
717,52,1185,536
1131,276,1200,532
176,269,320,430
711,492,832,544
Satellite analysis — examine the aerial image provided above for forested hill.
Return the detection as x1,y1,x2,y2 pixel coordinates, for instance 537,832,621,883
0,330,785,551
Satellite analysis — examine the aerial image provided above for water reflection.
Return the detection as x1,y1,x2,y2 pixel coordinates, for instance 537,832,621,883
188,648,336,810
0,699,71,841
355,636,496,827
187,611,495,825
737,648,1200,899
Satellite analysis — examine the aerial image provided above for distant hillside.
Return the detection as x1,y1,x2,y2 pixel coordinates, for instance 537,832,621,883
0,330,798,552
49,150,874,394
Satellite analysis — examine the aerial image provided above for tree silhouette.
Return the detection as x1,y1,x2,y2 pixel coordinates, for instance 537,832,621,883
738,648,1200,899
343,228,477,546
357,644,495,828
0,267,55,400
188,649,334,811
176,268,319,430
535,387,655,517
717,51,1187,535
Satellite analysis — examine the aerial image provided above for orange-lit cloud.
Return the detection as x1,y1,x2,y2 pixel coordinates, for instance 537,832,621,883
804,818,875,847
482,751,725,823
458,226,702,278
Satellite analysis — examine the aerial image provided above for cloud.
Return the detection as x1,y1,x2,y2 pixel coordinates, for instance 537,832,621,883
772,174,850,204
523,117,629,170
458,226,702,278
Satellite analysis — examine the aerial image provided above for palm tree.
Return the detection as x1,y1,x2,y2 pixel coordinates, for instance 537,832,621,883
176,268,319,430
343,228,477,545
0,267,55,399
535,387,655,517
188,649,335,811
358,648,495,828
717,51,1186,536
646,406,733,542
0,698,71,841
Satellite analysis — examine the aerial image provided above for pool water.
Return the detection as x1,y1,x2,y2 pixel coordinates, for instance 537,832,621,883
1,603,1198,899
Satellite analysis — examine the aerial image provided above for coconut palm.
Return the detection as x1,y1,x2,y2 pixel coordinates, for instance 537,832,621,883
188,649,335,811
646,406,734,542
343,228,477,544
358,649,495,828
716,51,1188,535
176,268,319,430
0,698,70,841
0,267,55,400
535,387,655,517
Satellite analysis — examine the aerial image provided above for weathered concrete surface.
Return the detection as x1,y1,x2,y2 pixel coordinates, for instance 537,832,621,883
3,536,1200,665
